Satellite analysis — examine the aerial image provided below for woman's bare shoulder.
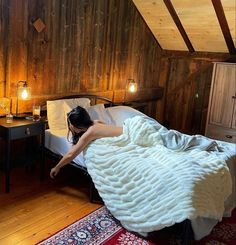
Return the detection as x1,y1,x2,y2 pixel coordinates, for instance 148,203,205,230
93,119,106,124
88,123,123,138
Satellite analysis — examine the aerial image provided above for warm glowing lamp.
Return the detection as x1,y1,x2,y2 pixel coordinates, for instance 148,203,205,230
15,81,31,117
127,80,138,93
124,79,138,103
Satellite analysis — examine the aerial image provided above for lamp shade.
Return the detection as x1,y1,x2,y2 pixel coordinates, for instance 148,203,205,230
15,81,31,117
17,86,31,100
17,81,31,100
124,79,138,103
126,79,138,93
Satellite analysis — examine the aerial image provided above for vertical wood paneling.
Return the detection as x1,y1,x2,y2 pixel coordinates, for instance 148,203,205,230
27,0,48,99
156,57,169,122
0,0,8,99
0,0,163,116
1,0,234,131
162,53,236,134
5,0,29,113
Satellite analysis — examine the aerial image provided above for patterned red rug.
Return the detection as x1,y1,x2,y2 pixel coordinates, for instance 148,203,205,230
38,206,236,245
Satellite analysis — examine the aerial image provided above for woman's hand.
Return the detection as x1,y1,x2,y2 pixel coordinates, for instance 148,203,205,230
50,167,60,179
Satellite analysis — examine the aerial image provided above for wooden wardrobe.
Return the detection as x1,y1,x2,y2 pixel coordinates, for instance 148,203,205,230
205,62,236,144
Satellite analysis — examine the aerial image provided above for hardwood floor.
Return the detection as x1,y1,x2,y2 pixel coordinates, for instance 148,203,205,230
0,159,101,245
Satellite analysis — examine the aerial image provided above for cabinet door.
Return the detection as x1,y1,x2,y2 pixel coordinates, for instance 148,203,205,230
232,98,236,129
209,64,236,128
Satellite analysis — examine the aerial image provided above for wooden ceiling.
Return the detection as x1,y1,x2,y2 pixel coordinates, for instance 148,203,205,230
132,0,236,54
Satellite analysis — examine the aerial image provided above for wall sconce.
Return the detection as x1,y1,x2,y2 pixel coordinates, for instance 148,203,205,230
15,81,31,117
124,79,138,103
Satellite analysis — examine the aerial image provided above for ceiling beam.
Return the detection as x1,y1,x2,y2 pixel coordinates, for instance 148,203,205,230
163,0,195,52
212,0,236,55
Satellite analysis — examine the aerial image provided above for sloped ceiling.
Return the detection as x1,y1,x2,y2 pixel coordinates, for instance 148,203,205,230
132,0,236,54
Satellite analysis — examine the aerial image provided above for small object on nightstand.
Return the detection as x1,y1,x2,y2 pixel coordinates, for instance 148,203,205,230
6,113,13,123
33,105,41,121
25,115,34,120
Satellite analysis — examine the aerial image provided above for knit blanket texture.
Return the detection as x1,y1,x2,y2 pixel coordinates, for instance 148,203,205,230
84,116,232,236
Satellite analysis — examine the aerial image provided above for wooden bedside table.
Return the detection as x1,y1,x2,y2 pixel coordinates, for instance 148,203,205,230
0,118,45,193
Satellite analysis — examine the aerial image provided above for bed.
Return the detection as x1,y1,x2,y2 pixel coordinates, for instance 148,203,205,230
45,94,145,171
44,94,236,242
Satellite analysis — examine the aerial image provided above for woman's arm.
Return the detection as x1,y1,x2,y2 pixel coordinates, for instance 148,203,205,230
50,123,123,178
50,128,95,178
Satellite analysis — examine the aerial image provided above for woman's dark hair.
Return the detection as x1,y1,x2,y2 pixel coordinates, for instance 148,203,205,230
67,106,93,144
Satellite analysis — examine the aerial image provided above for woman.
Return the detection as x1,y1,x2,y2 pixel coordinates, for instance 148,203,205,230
50,106,123,178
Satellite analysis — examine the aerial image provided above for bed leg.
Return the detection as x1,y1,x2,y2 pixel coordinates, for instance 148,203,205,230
179,219,194,245
89,181,103,204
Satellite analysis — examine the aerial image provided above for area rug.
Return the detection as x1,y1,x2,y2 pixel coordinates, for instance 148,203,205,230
38,206,236,245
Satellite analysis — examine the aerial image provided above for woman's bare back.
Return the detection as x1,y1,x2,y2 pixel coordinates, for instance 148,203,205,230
91,120,123,139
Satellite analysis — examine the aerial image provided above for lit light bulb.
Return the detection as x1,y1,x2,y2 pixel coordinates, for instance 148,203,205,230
21,89,29,99
129,84,137,93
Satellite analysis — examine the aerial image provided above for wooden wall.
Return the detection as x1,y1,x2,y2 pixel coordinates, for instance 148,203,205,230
0,0,163,119
1,0,236,135
160,52,236,135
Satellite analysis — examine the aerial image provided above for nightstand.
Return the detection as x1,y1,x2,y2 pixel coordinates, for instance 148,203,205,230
0,118,45,193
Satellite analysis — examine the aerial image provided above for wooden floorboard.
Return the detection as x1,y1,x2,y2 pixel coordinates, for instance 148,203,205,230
0,159,101,245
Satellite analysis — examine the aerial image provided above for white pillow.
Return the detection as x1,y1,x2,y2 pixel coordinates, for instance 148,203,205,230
47,98,90,130
87,104,113,124
63,98,90,111
63,102,73,129
106,106,145,126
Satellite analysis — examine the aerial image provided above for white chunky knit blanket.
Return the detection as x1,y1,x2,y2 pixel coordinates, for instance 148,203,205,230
84,116,232,235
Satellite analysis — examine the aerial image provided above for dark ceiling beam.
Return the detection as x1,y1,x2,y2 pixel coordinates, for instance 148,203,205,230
163,0,195,52
212,0,236,54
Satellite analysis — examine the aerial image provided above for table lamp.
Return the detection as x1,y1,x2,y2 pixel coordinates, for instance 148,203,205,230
124,79,138,103
15,81,31,118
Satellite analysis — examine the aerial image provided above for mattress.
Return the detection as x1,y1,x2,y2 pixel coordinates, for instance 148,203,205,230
45,129,86,168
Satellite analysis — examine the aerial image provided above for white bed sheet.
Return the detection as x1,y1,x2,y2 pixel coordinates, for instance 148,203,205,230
45,129,86,168
45,127,236,240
